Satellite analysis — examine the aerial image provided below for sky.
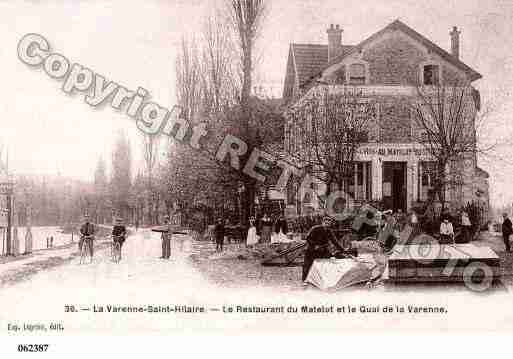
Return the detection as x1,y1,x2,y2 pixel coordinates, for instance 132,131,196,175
1,0,513,207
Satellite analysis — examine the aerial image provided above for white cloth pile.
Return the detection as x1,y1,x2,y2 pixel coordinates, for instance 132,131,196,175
306,254,383,291
271,231,293,244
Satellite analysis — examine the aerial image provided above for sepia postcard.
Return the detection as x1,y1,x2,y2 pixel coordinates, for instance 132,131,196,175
2,0,513,355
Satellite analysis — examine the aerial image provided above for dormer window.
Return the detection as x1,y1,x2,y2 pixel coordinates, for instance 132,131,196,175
423,64,440,85
349,63,366,85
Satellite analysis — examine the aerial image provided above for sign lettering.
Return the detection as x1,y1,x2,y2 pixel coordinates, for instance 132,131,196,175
357,147,431,157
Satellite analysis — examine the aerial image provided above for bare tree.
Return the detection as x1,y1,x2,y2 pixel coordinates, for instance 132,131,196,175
286,86,378,205
228,0,266,107
201,11,239,114
227,0,267,223
111,131,132,220
141,134,161,225
175,36,202,122
166,1,269,226
410,81,481,211
93,157,108,224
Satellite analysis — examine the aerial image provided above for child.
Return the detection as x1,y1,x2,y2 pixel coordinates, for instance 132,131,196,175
440,218,454,244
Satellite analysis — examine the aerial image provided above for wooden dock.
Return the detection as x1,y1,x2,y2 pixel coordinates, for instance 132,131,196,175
385,243,500,283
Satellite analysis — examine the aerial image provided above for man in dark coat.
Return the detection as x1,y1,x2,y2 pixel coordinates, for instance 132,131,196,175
79,214,96,259
502,213,512,252
298,216,306,234
302,216,346,282
160,215,171,259
274,214,288,234
112,217,127,260
214,218,225,252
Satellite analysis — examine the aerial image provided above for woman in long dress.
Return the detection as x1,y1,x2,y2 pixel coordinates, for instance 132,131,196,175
260,214,272,243
246,218,259,246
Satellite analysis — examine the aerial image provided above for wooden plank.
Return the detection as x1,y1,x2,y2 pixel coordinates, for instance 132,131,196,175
391,265,500,279
391,244,499,260
389,244,499,266
151,225,188,234
261,242,306,267
387,243,500,284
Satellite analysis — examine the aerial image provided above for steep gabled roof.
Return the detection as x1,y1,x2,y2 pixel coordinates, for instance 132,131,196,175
319,19,482,82
291,43,354,86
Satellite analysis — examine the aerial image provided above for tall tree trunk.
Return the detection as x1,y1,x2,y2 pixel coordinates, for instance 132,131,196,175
437,161,447,213
241,46,252,108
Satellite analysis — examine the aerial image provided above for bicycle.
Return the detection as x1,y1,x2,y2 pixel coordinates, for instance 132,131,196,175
79,235,94,264
111,236,123,263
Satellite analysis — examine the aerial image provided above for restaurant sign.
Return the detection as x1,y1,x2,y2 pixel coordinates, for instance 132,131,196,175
357,146,431,157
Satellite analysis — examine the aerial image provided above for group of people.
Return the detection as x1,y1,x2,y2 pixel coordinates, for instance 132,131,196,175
436,211,473,244
352,206,478,247
77,214,127,262
359,207,474,245
248,214,289,245
210,213,290,252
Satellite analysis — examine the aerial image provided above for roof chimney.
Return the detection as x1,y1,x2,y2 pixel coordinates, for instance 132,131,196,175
450,26,460,59
327,24,343,62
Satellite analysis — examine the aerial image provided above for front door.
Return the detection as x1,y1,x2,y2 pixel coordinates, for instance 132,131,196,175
382,162,407,212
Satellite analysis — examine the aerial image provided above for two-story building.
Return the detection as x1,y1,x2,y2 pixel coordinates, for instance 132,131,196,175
281,19,489,217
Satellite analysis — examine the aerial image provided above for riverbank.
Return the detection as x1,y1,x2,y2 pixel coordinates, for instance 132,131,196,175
0,225,115,288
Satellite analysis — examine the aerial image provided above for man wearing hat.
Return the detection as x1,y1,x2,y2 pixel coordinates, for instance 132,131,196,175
112,217,127,260
79,214,96,260
214,217,225,252
302,216,346,282
502,213,512,252
161,215,171,259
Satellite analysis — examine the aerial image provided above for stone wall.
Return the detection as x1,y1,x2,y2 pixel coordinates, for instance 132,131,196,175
363,34,425,85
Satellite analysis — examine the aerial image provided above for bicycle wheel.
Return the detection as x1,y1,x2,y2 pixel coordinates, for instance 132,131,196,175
88,240,93,263
116,242,121,263
79,242,88,264
113,242,121,263
110,242,116,262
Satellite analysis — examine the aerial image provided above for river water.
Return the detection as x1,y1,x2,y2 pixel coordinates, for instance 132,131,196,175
0,226,74,254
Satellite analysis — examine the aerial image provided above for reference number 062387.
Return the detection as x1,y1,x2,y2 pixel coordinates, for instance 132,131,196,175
17,344,49,352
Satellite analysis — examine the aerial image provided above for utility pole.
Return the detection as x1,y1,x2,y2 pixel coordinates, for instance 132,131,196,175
24,201,33,254
2,181,15,256
6,190,11,255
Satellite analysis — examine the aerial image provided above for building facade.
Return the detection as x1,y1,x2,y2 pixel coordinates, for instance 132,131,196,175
281,20,489,216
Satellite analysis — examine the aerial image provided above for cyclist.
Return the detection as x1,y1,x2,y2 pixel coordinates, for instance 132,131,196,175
79,214,96,261
112,217,127,260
